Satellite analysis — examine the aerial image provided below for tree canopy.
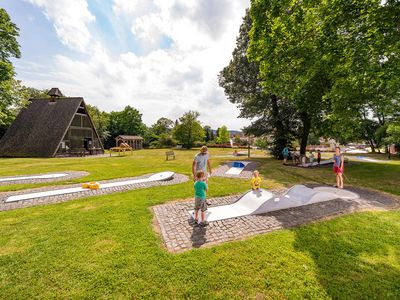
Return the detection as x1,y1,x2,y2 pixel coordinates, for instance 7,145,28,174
0,8,22,136
105,106,146,148
173,111,205,149
216,125,230,144
221,0,400,155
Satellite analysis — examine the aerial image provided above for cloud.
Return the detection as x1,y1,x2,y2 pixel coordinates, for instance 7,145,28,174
181,0,235,39
25,0,95,52
16,0,251,130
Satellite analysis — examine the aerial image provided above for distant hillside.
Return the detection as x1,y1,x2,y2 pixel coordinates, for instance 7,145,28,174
211,129,243,136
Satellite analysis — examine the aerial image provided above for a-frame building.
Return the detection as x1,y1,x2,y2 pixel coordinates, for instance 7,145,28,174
0,88,104,157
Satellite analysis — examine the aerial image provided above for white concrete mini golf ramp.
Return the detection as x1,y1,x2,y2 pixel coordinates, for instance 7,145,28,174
189,185,359,222
5,171,175,203
356,156,390,163
0,173,69,182
225,161,250,175
189,189,274,222
252,185,359,215
301,159,334,168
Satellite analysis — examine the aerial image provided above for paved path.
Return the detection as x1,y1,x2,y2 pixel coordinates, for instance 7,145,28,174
152,185,399,253
212,161,260,179
0,173,189,212
0,171,89,186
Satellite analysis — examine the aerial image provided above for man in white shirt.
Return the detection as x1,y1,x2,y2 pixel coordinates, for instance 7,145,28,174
192,146,212,182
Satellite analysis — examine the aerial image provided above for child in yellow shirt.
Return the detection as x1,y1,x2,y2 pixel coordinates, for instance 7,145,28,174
251,170,262,190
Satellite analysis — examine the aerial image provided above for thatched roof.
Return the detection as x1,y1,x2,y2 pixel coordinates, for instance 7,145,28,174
116,135,144,140
0,97,84,157
48,88,64,97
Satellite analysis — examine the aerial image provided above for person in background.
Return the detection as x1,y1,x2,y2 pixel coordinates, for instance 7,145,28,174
333,146,345,188
317,149,321,165
301,154,307,166
282,146,289,165
192,146,212,183
309,151,315,166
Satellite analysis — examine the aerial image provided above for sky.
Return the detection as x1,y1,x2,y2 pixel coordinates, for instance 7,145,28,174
1,0,251,130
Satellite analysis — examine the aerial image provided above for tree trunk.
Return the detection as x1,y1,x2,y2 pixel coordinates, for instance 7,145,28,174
271,94,288,158
299,112,311,155
367,139,375,153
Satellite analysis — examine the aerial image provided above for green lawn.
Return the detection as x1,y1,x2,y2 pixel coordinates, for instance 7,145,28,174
0,149,399,299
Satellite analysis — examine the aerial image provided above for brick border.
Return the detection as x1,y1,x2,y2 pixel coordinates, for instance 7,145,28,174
0,173,189,212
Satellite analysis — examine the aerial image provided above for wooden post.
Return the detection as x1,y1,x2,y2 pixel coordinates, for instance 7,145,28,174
248,136,251,158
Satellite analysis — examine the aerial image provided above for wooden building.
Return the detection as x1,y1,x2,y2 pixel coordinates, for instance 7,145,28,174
115,135,143,150
0,88,104,157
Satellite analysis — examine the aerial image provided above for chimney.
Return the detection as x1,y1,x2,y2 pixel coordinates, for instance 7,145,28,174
48,88,63,102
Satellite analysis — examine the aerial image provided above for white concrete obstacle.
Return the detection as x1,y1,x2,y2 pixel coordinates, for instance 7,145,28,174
356,156,389,163
225,161,250,175
5,172,175,203
300,158,334,168
189,185,359,222
0,173,69,182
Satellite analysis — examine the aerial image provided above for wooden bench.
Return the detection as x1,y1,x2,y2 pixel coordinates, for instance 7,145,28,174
165,150,175,160
70,149,87,157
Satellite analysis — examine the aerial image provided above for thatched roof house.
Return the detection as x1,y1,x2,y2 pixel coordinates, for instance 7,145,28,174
0,88,104,158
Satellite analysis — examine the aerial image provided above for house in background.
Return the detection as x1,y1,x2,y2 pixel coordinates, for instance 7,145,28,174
0,88,104,157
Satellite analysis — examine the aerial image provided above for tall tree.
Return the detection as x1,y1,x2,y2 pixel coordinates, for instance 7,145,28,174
0,8,20,82
86,104,110,144
145,117,175,148
234,133,241,144
216,125,230,144
203,125,213,142
173,111,205,149
219,10,297,157
320,0,400,152
150,117,174,136
248,1,331,155
106,106,146,148
0,80,48,138
0,8,21,136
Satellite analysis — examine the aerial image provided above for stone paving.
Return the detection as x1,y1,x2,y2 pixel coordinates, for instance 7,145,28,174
152,185,400,253
212,161,261,179
0,171,89,186
0,173,188,212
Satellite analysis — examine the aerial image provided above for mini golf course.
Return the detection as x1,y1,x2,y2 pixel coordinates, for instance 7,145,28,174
188,185,359,222
0,171,188,211
154,184,399,253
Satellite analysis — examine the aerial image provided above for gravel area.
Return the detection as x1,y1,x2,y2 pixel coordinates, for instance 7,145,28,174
0,173,189,212
152,185,400,253
0,171,89,186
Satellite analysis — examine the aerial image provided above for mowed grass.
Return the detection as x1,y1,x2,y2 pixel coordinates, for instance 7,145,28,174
0,148,399,299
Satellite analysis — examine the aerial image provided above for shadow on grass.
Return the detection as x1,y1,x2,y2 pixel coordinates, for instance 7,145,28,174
293,213,400,299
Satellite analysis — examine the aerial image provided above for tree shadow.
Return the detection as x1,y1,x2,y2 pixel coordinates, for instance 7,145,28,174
292,212,400,299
